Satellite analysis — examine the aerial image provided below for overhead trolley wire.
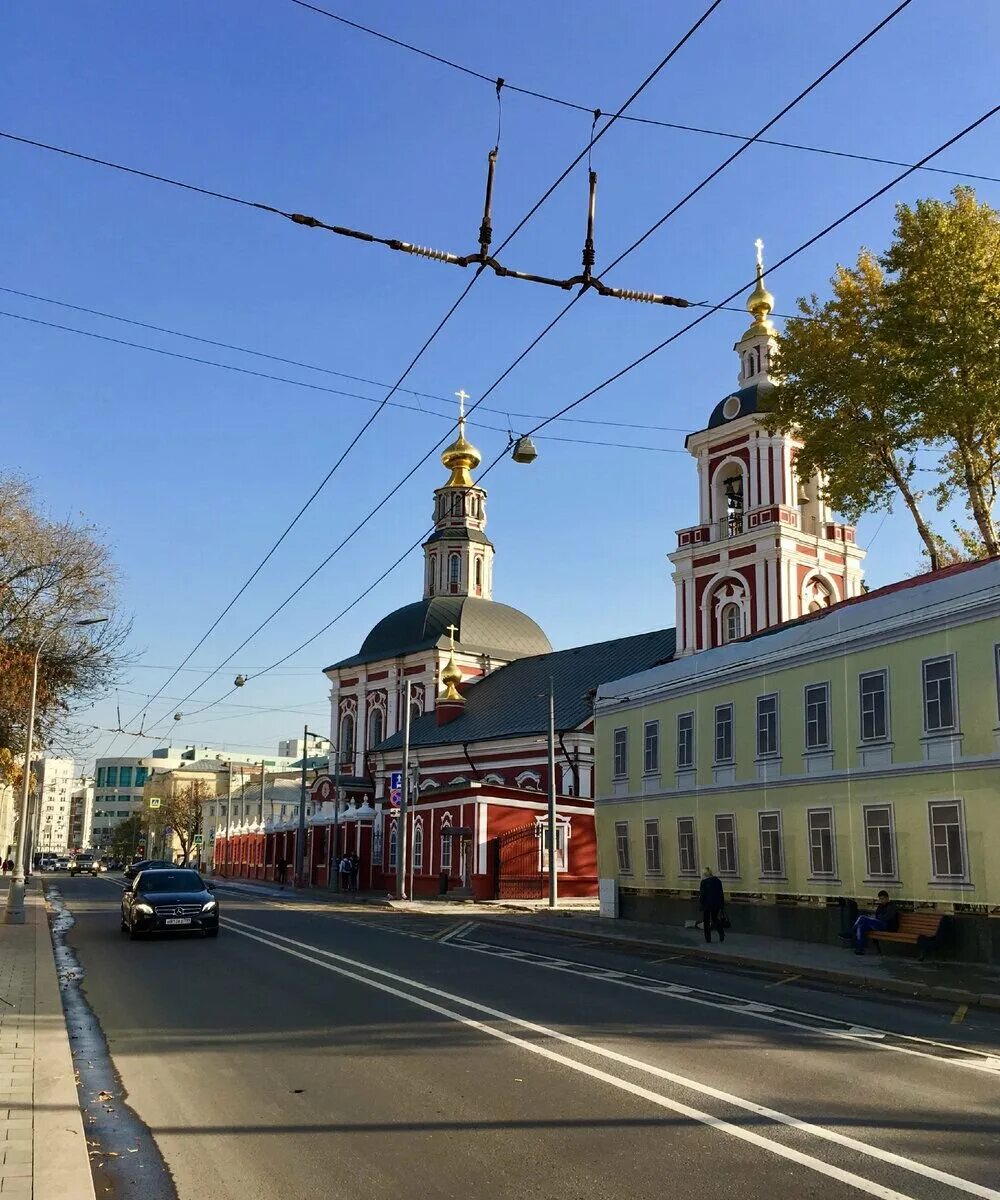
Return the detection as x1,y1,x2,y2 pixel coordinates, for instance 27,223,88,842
134,1,926,735
289,0,1000,187
104,2,726,755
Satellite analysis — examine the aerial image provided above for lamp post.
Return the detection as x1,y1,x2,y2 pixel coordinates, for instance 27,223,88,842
4,616,107,924
295,726,323,888
546,677,558,910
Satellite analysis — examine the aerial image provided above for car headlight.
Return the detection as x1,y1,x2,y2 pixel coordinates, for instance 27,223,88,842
134,902,154,915
201,900,218,913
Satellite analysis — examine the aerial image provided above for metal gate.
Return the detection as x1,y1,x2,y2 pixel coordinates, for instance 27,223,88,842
494,822,544,900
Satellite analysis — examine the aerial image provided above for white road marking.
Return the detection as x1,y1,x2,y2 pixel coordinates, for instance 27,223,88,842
438,921,476,944
222,914,1000,1200
450,933,1000,1074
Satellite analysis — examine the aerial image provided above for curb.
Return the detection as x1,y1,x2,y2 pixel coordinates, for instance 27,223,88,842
31,886,96,1200
479,916,996,1007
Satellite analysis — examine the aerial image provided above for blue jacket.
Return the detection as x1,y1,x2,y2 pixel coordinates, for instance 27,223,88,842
699,874,724,911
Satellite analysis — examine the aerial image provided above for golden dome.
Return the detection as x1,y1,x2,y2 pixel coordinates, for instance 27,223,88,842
441,388,481,488
440,646,464,702
743,238,775,336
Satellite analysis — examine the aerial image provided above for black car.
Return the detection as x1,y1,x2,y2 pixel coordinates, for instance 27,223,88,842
123,858,172,882
120,869,220,939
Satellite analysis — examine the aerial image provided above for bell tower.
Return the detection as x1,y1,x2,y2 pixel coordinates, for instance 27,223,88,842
422,390,495,601
669,243,866,656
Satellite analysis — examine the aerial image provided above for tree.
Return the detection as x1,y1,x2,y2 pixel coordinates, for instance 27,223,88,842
764,188,1000,565
110,814,146,862
0,473,131,767
158,780,210,865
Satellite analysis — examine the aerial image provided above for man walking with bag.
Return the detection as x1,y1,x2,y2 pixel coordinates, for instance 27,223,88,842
699,866,726,943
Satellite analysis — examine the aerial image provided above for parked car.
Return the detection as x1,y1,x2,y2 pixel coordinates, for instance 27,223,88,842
120,869,219,940
55,856,71,871
68,854,100,876
123,859,172,882
39,855,58,872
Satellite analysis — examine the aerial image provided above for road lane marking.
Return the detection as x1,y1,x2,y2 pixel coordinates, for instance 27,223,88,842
437,921,477,943
952,1005,968,1025
764,973,803,988
447,932,1000,1074
222,914,1000,1200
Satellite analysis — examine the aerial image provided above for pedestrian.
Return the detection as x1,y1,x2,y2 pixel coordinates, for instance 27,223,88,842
699,866,726,943
849,889,899,955
339,854,352,892
349,852,360,894
275,855,287,886
1,859,11,876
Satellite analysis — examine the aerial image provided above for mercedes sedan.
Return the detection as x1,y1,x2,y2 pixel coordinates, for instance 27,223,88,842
121,869,220,939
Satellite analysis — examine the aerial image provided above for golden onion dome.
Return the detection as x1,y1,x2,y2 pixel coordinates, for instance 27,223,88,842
440,647,464,702
745,237,775,330
441,426,482,489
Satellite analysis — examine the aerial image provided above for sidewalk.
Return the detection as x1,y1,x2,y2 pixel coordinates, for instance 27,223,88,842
0,881,95,1200
479,909,1000,1010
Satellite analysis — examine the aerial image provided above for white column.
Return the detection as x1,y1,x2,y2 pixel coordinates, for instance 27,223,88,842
699,449,711,522
754,558,766,632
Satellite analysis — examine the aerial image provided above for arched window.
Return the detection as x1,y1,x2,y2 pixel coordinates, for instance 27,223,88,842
338,713,355,760
474,557,483,594
440,817,453,872
388,821,397,868
721,602,742,644
412,820,424,871
450,492,464,517
448,554,461,593
427,554,436,596
368,707,385,749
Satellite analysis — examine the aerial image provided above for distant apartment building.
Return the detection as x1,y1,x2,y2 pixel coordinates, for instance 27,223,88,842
278,734,330,761
32,756,75,855
68,778,95,850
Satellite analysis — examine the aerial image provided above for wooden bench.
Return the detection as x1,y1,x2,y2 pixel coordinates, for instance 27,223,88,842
868,913,949,960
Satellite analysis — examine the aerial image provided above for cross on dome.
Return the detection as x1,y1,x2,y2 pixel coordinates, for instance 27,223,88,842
755,237,764,271
445,622,459,650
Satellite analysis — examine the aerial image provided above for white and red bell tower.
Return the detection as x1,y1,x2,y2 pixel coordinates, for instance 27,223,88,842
670,242,866,656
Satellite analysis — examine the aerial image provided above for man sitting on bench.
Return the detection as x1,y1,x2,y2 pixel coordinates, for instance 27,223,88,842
852,890,899,955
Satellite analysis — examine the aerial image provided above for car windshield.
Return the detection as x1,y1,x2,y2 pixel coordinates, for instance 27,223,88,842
136,870,204,893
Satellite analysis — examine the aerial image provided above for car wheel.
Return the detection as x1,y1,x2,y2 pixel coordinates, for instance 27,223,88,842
204,927,219,939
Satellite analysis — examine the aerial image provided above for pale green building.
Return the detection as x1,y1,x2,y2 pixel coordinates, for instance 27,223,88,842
595,557,1000,961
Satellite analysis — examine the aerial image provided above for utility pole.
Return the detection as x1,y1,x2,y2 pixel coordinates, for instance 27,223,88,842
224,762,233,878
547,676,558,909
295,726,323,888
396,680,411,900
331,739,341,893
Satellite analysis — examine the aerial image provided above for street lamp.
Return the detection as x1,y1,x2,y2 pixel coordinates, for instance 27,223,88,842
295,725,324,888
4,616,107,924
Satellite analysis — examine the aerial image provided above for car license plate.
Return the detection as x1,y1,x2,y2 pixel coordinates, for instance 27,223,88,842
164,918,192,926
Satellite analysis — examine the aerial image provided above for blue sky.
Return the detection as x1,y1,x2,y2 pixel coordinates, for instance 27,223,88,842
4,1,998,765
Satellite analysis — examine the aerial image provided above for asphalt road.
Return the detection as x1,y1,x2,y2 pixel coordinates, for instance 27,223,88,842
53,875,1000,1200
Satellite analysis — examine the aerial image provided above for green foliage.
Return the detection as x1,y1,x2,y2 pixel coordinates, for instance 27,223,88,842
109,814,145,861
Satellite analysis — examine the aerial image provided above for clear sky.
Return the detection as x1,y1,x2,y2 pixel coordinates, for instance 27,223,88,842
4,1,998,767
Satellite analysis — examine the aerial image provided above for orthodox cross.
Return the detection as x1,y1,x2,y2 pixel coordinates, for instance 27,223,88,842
755,237,765,272
446,622,459,651
454,389,470,429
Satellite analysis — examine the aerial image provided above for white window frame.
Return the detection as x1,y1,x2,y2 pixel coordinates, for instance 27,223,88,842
643,720,660,775
676,816,698,876
714,703,734,765
927,798,969,883
538,820,569,873
922,654,958,734
714,813,739,877
614,821,632,875
859,669,890,743
412,819,424,872
756,693,780,758
613,728,628,780
804,682,831,751
676,712,695,770
644,818,662,874
440,818,453,872
862,803,897,882
757,810,784,878
806,807,838,879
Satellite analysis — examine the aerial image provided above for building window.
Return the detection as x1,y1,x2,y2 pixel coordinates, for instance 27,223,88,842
928,801,967,881
859,670,889,742
339,713,356,760
367,707,385,749
105,766,118,787
643,721,659,775
388,822,398,869
613,728,628,779
758,811,783,877
644,819,662,874
721,603,742,644
714,704,734,764
807,808,837,877
440,825,453,872
676,817,698,875
715,814,738,876
118,765,133,788
96,767,105,787
474,558,483,594
448,554,461,594
804,683,830,750
412,822,423,872
427,554,436,596
676,712,694,770
756,694,779,758
614,821,632,874
863,805,896,879
540,823,568,873
922,656,956,733
135,766,148,787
